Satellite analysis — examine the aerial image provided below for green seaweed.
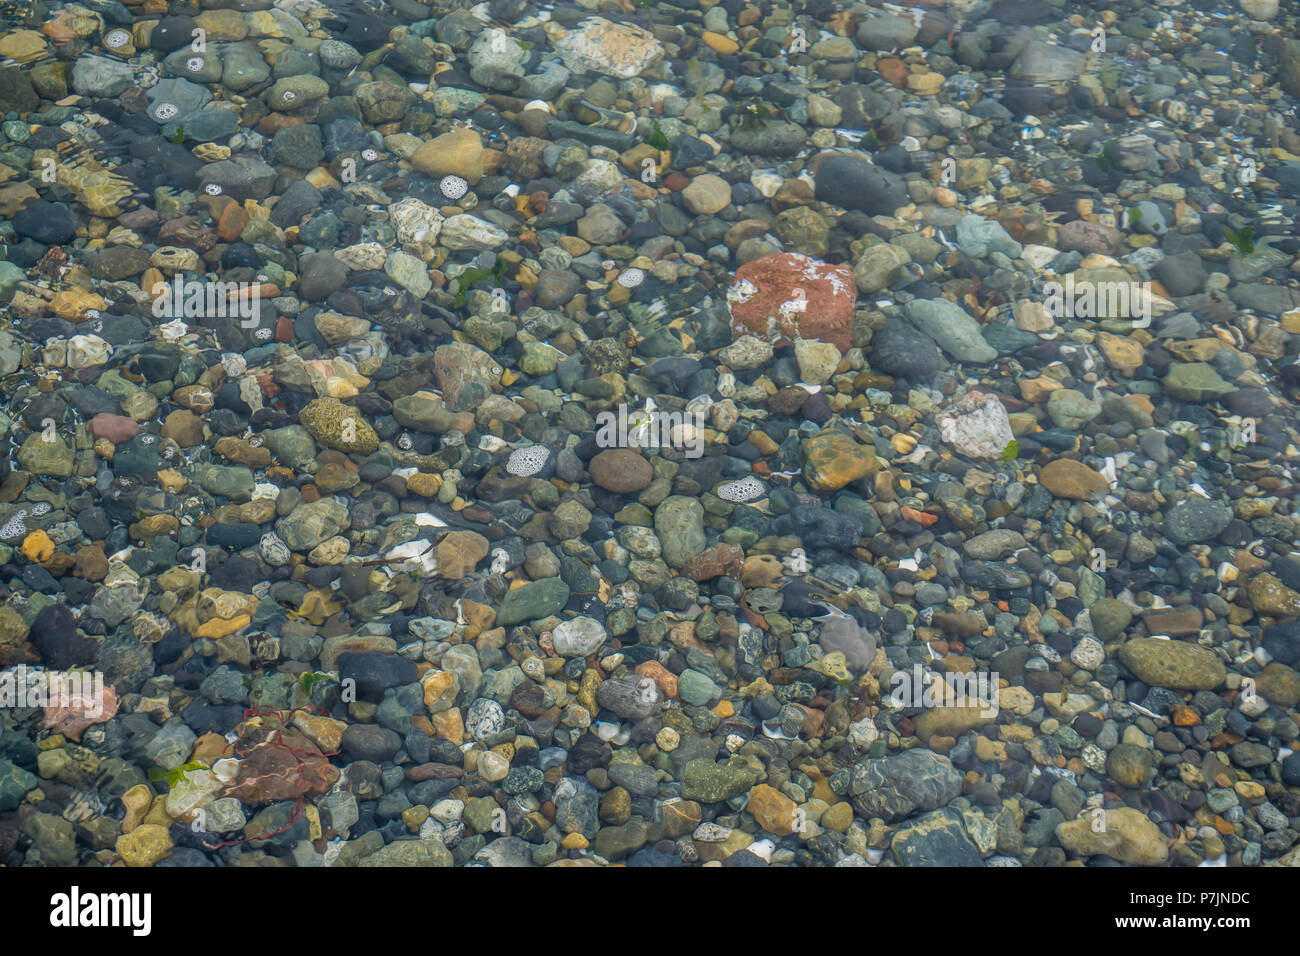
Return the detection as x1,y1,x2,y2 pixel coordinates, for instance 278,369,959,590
299,670,329,695
1001,439,1019,462
1223,225,1255,256
168,126,186,146
645,119,671,151
147,760,207,788
451,257,506,309
738,103,771,133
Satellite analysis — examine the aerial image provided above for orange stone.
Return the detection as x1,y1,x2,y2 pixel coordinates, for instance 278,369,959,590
217,202,248,242
429,707,464,745
900,506,938,527
635,661,678,699
877,57,909,88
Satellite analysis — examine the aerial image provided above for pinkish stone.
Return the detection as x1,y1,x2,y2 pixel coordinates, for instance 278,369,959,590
43,681,118,742
727,252,856,352
91,413,140,443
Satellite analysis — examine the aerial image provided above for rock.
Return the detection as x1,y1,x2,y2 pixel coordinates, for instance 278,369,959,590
497,577,570,626
299,397,379,454
1039,459,1108,500
655,496,706,569
589,449,653,493
853,243,911,293
358,838,453,866
747,784,797,836
1056,807,1168,865
728,121,806,157
681,174,732,214
12,201,75,245
1057,220,1124,256
554,18,665,79
116,824,173,867
277,498,350,551
0,759,36,812
903,298,996,364
1163,496,1232,545
552,617,607,657
435,531,489,580
869,316,946,378
936,391,1015,460
17,434,75,477
1107,743,1153,787
891,808,985,866
681,759,757,803
728,252,856,351
1090,598,1133,641
801,429,872,492
1118,638,1226,690
1046,389,1101,429
1247,573,1300,618
955,215,1023,259
794,340,841,385
1163,362,1234,402
814,154,908,215
849,750,962,822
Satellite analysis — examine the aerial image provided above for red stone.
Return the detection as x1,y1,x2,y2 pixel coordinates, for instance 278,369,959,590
683,542,744,582
274,315,295,342
223,722,340,805
91,413,139,443
727,252,856,352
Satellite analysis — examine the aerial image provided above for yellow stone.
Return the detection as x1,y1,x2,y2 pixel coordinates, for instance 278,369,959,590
429,707,464,744
157,468,187,493
1095,331,1144,369
747,784,797,836
21,530,55,562
421,669,460,713
49,288,108,320
701,31,739,55
193,613,251,639
292,712,346,752
561,832,589,850
0,30,48,62
116,824,173,866
406,472,442,497
1234,780,1266,800
820,801,853,832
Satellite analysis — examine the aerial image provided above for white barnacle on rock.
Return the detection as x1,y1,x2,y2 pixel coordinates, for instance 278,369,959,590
727,277,758,305
716,476,765,503
506,444,550,477
0,511,28,539
439,175,469,200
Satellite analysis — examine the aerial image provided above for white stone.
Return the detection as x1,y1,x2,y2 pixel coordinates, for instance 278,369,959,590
388,197,444,253
936,390,1016,461
552,616,607,657
554,17,665,79
439,214,508,250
